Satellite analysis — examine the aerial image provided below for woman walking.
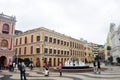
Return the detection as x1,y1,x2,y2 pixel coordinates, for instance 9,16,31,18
58,62,62,77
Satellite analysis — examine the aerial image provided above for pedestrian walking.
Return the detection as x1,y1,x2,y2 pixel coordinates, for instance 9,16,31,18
97,60,101,74
58,62,62,77
93,60,97,74
44,67,49,76
19,62,27,80
29,63,33,70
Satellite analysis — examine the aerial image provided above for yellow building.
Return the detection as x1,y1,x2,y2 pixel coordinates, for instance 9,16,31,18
88,43,104,61
98,45,104,61
84,44,94,63
14,27,85,67
88,43,99,58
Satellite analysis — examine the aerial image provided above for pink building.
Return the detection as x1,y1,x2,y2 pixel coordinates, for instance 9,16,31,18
0,13,16,69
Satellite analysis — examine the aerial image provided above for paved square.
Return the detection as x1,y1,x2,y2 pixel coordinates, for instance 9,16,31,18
0,64,120,80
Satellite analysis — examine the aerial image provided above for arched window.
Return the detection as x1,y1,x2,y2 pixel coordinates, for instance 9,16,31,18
2,24,9,34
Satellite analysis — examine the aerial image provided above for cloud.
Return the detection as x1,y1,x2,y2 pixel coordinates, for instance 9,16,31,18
0,0,120,44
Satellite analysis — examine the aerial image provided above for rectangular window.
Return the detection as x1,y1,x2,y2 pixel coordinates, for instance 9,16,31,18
44,36,48,42
61,40,63,45
19,48,21,55
15,48,17,54
70,41,72,47
64,51,66,55
54,49,56,54
49,49,52,54
67,51,69,55
25,37,27,44
58,50,60,54
67,42,69,46
16,39,18,45
61,50,63,54
24,47,26,55
44,48,48,53
30,46,33,54
37,36,40,41
31,35,33,42
20,38,22,44
36,48,40,53
49,37,52,43
64,41,66,46
53,38,56,44
57,40,60,44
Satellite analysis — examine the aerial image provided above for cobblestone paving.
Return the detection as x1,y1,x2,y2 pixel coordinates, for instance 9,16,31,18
0,65,120,80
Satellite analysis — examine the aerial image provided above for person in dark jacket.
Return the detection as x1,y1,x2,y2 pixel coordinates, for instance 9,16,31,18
19,62,26,80
93,60,97,74
97,60,101,74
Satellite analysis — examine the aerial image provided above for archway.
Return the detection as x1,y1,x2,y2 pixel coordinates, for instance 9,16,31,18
0,56,7,70
36,58,40,67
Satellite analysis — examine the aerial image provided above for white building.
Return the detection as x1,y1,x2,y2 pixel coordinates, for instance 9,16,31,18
104,23,114,60
109,23,120,63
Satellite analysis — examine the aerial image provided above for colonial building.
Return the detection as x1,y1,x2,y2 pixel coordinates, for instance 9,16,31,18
88,42,104,61
0,13,16,68
88,43,99,57
14,27,85,67
84,44,94,63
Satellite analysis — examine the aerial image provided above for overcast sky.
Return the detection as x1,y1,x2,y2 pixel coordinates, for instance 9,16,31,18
1,0,120,44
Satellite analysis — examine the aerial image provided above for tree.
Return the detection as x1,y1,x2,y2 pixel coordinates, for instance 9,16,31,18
95,55,101,61
13,58,24,64
24,58,31,67
107,46,111,50
108,56,113,64
116,57,120,63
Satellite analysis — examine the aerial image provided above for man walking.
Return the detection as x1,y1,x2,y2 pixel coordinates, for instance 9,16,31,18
19,62,27,80
93,60,97,74
97,60,101,74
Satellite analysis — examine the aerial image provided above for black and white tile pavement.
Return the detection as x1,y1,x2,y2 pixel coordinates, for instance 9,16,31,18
0,66,120,80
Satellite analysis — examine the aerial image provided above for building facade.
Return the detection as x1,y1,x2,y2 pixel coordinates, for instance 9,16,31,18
84,44,94,63
14,27,85,67
104,23,114,60
88,43,99,58
109,23,120,63
88,42,104,61
0,13,16,68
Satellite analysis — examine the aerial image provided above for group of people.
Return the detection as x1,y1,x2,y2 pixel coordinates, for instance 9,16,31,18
7,61,63,80
44,61,62,77
93,60,101,74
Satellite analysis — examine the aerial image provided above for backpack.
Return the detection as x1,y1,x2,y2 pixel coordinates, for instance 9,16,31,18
22,65,25,71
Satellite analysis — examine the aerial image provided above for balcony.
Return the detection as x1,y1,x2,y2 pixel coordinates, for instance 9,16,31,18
0,49,14,53
0,33,14,37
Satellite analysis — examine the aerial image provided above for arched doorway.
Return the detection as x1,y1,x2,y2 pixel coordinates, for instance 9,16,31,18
0,56,7,70
36,58,40,67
